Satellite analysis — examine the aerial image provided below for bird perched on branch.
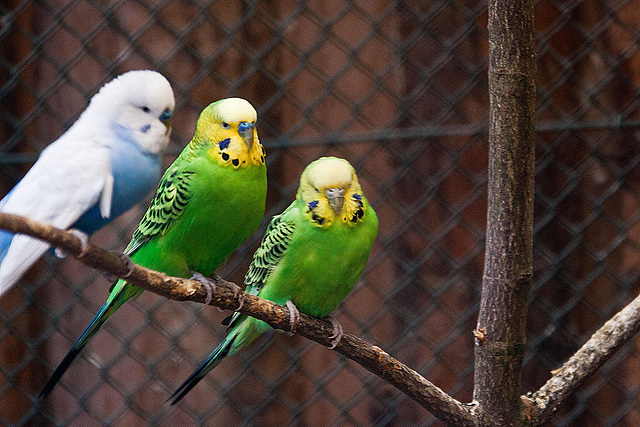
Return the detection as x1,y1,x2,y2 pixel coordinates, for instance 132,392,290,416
169,156,378,404
0,70,175,297
39,97,268,398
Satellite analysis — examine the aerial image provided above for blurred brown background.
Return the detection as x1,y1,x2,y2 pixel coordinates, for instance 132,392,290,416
1,0,640,425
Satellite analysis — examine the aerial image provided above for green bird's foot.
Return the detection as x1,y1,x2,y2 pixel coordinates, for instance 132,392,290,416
216,282,244,313
286,300,300,333
54,229,89,259
103,253,135,283
191,272,217,305
118,253,136,277
326,316,343,349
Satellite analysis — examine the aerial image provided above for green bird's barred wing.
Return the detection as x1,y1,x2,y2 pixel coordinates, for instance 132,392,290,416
244,209,296,294
223,207,296,329
124,166,194,256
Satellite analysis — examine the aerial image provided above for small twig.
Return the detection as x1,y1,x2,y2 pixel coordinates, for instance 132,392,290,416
0,212,476,425
524,293,640,425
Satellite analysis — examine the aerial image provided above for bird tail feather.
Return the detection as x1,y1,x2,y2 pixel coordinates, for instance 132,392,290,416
39,280,136,398
169,316,267,404
168,332,237,405
0,235,50,298
0,230,14,264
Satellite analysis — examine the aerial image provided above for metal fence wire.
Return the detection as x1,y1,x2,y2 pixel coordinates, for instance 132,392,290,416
1,0,640,425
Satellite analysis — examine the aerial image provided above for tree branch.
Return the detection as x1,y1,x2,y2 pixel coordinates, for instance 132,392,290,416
0,212,477,426
523,292,640,424
474,0,536,425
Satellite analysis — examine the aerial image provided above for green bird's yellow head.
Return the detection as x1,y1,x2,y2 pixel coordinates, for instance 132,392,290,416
298,156,367,228
192,97,265,168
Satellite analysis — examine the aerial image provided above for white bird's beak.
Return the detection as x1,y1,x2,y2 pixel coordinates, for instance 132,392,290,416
325,188,345,214
159,108,173,134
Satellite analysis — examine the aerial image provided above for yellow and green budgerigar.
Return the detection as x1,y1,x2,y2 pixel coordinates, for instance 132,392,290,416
169,156,378,404
39,98,268,398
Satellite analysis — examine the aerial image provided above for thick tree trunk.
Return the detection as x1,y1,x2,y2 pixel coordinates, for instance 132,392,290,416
473,0,536,425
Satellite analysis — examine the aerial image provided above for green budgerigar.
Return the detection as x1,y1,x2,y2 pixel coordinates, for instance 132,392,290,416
169,156,378,404
39,98,267,398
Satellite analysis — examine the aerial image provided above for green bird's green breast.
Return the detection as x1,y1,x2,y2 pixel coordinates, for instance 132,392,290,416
133,160,267,278
260,201,378,318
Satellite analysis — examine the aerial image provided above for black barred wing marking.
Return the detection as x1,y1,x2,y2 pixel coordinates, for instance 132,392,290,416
223,212,295,330
124,167,194,256
244,213,295,294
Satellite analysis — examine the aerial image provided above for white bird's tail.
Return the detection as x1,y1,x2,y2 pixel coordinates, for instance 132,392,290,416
0,234,51,297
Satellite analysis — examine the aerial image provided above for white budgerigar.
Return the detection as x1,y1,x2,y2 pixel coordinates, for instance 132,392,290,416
0,70,175,296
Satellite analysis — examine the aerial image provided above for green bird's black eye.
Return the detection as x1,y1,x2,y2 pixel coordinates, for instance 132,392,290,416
141,106,150,113
221,122,230,129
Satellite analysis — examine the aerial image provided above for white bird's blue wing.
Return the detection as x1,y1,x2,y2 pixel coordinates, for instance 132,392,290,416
0,136,112,295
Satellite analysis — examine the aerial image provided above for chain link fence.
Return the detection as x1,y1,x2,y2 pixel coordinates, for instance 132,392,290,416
1,0,640,425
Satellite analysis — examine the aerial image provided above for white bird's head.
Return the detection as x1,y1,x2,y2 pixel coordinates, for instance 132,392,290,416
83,70,175,154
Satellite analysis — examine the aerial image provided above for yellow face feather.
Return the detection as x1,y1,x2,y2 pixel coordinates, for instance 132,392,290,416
193,98,265,168
298,157,366,227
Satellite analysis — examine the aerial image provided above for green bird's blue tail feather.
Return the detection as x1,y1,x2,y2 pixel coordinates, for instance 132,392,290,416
169,315,268,404
38,300,115,398
39,280,137,399
168,332,237,405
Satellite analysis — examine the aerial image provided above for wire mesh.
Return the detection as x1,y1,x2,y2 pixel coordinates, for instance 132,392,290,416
1,0,640,425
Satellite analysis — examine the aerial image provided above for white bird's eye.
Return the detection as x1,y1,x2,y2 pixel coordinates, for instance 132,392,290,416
141,106,150,113
221,122,230,129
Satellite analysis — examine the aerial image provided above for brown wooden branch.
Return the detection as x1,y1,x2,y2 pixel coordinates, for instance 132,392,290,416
0,212,477,426
475,0,536,425
523,292,640,425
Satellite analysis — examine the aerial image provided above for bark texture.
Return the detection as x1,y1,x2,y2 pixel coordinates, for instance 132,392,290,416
473,0,536,425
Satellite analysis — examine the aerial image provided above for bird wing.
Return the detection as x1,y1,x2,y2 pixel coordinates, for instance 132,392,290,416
223,205,296,329
0,138,112,293
123,164,194,256
99,172,114,219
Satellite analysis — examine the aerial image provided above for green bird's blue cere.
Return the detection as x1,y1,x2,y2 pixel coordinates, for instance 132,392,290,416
238,121,254,133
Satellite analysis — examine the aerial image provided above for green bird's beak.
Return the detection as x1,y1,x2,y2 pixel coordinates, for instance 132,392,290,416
238,121,255,148
325,188,345,215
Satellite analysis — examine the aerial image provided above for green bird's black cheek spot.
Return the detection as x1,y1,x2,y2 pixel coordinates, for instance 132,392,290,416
311,213,324,225
356,208,364,218
222,153,230,161
232,158,240,167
